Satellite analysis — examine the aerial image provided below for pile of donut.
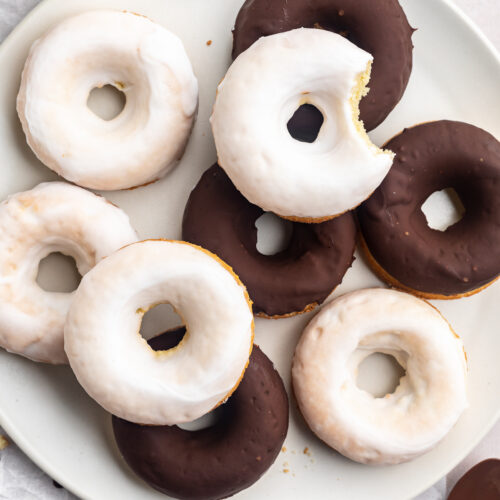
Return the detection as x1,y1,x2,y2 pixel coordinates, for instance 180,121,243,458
1,1,499,499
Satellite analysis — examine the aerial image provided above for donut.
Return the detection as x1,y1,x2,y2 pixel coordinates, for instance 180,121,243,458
358,121,500,299
232,0,414,131
448,459,500,500
182,165,357,318
113,328,288,500
64,240,254,425
17,10,198,190
211,28,394,222
0,182,137,364
292,288,467,465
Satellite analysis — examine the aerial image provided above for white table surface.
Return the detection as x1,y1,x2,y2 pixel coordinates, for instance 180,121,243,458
0,1,498,499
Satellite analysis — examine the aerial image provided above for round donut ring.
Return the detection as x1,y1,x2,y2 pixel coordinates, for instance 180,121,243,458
182,165,357,318
232,0,414,131
292,288,467,465
113,328,289,500
211,28,394,221
358,120,500,299
64,240,254,425
17,10,198,190
0,182,137,364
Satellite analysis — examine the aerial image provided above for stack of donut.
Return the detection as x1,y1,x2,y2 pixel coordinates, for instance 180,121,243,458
0,1,498,499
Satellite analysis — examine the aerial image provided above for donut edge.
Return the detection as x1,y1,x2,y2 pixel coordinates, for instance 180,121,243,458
358,232,500,300
255,301,318,320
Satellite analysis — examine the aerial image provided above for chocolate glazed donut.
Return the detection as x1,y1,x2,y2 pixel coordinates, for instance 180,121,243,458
232,0,414,131
112,328,289,500
182,165,357,318
358,120,500,298
448,459,500,500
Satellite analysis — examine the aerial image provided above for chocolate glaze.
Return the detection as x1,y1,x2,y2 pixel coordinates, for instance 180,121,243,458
113,328,289,500
287,104,324,143
448,459,500,500
232,0,414,131
358,120,500,296
182,165,357,317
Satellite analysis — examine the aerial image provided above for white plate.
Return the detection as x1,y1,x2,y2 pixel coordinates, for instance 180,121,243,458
0,1,499,499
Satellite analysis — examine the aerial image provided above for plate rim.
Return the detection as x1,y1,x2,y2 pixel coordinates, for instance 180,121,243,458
0,0,499,499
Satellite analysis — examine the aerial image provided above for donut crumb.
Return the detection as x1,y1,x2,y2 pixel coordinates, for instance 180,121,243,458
281,446,287,452
0,435,9,450
313,22,324,30
283,468,290,474
338,9,345,16
256,456,261,461
206,40,212,46
303,447,311,456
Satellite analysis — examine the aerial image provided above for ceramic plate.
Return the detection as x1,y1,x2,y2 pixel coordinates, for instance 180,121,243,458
0,0,499,499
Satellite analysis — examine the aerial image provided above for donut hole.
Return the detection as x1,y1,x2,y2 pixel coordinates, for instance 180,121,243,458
87,84,126,121
255,212,293,256
356,353,405,398
140,303,184,341
287,104,324,143
177,405,225,431
36,252,81,293
421,188,465,231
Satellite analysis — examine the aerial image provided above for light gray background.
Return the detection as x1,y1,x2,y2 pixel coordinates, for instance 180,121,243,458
0,1,498,499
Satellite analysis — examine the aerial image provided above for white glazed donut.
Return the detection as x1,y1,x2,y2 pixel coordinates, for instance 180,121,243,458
210,28,394,221
292,288,467,465
64,240,254,425
17,10,198,190
0,182,137,364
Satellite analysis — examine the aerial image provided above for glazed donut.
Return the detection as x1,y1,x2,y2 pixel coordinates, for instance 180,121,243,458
232,0,414,131
292,288,467,465
211,28,394,222
182,165,357,317
0,182,137,364
358,121,500,299
64,240,254,425
113,328,288,500
17,10,198,190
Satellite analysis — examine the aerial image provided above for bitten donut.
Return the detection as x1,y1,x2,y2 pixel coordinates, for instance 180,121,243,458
182,165,357,317
358,121,500,299
232,0,414,131
65,240,254,425
292,288,467,465
0,182,137,364
113,328,288,500
211,28,394,222
17,10,198,190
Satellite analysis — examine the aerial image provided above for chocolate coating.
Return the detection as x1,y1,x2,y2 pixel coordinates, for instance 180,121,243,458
232,0,414,131
113,328,289,500
358,121,500,296
182,165,357,317
287,104,324,143
448,459,500,500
